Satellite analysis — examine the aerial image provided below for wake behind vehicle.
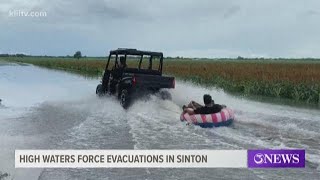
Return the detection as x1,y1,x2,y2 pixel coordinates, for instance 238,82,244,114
96,48,175,108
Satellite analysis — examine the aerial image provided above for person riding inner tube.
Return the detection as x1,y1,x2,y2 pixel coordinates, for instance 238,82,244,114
181,94,232,128
182,94,226,115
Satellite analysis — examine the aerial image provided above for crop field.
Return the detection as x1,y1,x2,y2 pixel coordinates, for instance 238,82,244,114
2,57,320,104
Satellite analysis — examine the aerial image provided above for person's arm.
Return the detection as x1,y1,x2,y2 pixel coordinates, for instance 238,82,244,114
187,101,195,109
183,107,195,115
193,108,201,115
190,101,197,109
213,104,224,113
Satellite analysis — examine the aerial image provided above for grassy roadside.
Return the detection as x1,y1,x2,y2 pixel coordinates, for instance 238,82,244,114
2,57,320,105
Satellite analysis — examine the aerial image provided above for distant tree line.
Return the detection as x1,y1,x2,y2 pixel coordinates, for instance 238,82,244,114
1,53,320,61
0,53,28,57
0,51,85,59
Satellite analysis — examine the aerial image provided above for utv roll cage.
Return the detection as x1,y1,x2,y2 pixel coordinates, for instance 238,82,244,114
105,48,164,75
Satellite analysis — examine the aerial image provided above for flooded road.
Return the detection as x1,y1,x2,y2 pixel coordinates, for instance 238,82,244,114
1,62,319,180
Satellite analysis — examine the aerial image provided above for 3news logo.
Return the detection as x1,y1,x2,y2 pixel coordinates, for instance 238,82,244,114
248,149,305,168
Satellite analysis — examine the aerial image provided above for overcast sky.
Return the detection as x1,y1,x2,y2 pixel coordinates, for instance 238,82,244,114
1,0,320,58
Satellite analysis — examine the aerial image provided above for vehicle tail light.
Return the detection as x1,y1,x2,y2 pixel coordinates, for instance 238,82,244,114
172,78,175,88
132,76,136,86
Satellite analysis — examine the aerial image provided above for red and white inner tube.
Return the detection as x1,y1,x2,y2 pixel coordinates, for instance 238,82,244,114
180,108,235,127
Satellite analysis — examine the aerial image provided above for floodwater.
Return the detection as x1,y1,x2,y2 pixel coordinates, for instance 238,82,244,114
0,62,319,180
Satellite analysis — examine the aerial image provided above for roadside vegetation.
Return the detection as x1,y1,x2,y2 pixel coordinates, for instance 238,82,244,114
2,56,320,105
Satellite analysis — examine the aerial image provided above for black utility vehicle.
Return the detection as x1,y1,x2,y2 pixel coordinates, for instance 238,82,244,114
96,48,175,108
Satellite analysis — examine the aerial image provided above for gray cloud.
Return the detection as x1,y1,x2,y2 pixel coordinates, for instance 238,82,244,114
223,5,241,18
1,0,320,58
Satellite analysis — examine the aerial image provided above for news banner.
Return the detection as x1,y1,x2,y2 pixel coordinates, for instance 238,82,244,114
15,149,305,168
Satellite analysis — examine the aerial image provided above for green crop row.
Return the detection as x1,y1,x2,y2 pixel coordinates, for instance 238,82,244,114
3,57,320,105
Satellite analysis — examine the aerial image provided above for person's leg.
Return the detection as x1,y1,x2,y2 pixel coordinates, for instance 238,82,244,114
185,101,203,110
182,102,194,111
187,101,194,108
191,101,203,109
183,107,195,114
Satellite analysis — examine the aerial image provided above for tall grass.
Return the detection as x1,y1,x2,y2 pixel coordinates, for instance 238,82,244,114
164,60,320,104
3,57,320,104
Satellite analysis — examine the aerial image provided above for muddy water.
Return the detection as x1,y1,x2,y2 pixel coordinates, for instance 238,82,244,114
0,62,319,180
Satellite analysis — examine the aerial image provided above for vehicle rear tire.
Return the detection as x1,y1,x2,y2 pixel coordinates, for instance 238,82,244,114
159,90,172,100
120,89,130,109
96,84,105,97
